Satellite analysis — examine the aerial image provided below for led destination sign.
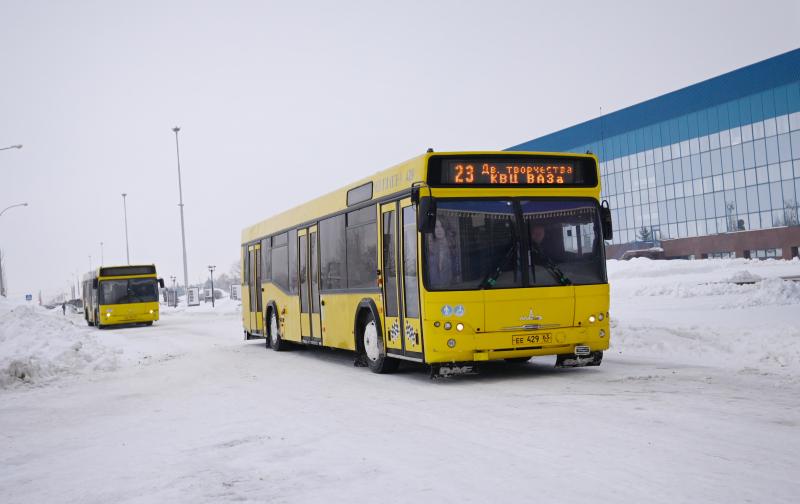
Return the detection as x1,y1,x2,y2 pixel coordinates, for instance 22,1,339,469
427,156,597,188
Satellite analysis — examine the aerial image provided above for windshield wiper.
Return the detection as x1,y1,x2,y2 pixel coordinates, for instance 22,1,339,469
531,247,572,286
479,242,517,289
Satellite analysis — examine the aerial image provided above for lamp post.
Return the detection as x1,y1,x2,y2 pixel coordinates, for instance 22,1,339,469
121,193,130,265
173,126,190,306
100,241,104,266
208,265,216,308
0,202,28,297
0,202,28,217
0,144,22,151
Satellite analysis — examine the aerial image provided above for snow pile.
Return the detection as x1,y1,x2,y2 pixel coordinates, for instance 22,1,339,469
724,270,763,283
608,257,800,373
0,300,119,387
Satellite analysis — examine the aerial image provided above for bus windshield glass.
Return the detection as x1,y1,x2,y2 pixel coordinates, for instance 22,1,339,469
100,278,159,304
423,199,605,291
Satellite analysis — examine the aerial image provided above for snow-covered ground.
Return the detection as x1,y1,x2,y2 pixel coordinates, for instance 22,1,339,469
1,259,799,503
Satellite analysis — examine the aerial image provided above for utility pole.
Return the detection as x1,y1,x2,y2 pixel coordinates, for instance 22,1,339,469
208,265,216,308
121,193,130,264
173,126,190,305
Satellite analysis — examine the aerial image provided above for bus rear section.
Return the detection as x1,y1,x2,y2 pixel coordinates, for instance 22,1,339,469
84,265,163,328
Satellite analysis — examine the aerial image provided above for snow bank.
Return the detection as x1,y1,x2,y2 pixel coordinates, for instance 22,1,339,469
0,300,119,388
608,257,800,373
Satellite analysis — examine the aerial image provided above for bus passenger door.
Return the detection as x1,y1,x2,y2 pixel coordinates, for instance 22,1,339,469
298,229,311,340
380,203,403,354
309,226,322,343
399,200,423,358
248,243,263,334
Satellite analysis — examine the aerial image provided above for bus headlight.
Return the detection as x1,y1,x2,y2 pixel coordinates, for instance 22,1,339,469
149,309,154,314
588,315,596,323
456,323,464,332
106,313,111,318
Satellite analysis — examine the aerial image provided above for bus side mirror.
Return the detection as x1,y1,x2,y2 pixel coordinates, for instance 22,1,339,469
600,200,613,240
92,279,99,289
158,278,165,288
417,196,437,233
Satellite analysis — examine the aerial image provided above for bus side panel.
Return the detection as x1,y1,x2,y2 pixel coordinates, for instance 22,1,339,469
319,292,382,351
267,286,301,343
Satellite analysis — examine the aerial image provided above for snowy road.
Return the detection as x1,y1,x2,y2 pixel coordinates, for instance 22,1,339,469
2,259,800,503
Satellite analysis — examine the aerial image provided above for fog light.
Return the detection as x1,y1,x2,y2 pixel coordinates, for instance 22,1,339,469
447,338,456,348
456,323,464,332
599,329,606,337
444,322,452,330
588,315,596,323
598,313,604,321
149,309,154,314
106,313,111,318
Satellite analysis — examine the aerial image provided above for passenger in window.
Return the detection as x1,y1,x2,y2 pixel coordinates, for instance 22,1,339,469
428,219,458,288
528,223,550,265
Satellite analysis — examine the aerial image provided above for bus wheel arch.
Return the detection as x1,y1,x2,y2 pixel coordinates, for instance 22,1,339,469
354,299,398,374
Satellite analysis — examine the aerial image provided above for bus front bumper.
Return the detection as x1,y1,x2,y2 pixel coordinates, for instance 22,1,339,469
424,325,610,364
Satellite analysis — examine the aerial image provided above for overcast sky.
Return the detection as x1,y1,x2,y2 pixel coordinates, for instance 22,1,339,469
1,0,798,299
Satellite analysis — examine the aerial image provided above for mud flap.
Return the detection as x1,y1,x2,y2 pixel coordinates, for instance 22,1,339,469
430,363,479,379
555,351,603,368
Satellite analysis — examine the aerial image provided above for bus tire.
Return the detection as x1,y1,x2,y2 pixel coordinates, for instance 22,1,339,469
269,312,285,351
361,312,398,374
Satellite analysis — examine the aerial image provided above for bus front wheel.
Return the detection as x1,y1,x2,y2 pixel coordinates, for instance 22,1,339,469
269,313,285,351
361,313,398,374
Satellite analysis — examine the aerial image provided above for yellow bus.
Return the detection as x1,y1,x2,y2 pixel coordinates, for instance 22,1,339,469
241,151,613,375
83,265,164,328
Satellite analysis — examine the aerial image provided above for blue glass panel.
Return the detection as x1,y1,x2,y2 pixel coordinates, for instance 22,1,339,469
670,118,680,142
774,85,789,116
659,121,671,146
761,89,776,119
708,105,720,133
739,97,752,125
688,112,699,138
788,83,800,113
728,101,741,128
678,115,690,142
698,109,709,136
718,103,730,130
750,94,764,122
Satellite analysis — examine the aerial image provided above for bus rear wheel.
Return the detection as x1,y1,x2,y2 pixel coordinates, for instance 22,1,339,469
269,313,285,351
361,313,398,374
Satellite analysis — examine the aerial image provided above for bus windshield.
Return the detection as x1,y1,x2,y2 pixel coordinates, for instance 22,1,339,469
100,278,159,304
423,199,606,291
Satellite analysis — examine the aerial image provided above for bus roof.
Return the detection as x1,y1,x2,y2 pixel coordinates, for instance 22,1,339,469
241,150,597,244
83,264,157,281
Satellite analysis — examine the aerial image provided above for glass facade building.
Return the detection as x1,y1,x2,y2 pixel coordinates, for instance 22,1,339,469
508,49,800,259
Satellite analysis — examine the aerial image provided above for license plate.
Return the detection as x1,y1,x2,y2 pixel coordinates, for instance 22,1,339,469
511,333,552,346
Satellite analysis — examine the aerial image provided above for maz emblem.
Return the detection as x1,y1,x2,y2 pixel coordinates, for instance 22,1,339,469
520,309,543,321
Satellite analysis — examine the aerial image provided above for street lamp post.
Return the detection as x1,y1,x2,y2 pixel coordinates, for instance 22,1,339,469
121,193,130,265
0,144,22,151
0,202,28,297
173,127,190,306
208,265,216,308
